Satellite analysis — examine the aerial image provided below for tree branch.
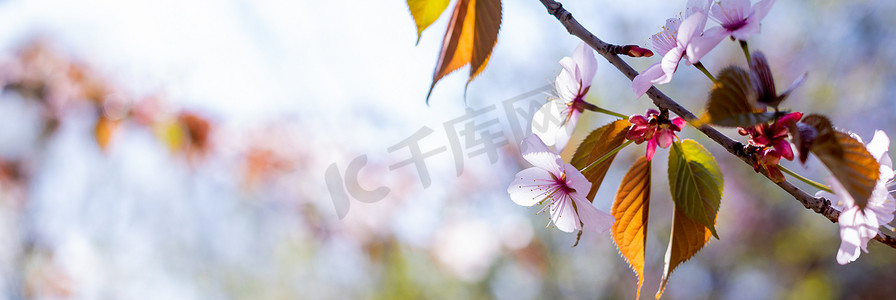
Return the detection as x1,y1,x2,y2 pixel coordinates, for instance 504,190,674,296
536,0,896,249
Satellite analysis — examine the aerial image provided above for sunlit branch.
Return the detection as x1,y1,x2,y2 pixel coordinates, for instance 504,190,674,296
536,0,896,249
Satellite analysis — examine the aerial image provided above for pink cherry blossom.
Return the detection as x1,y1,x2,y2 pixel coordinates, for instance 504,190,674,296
738,112,802,161
626,109,686,161
688,0,776,62
816,130,896,265
632,0,712,98
508,135,615,233
532,42,597,152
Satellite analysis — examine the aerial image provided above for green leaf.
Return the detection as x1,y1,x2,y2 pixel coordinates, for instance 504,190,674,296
697,66,773,128
668,139,723,239
656,204,714,299
612,157,650,300
571,119,631,202
407,0,450,45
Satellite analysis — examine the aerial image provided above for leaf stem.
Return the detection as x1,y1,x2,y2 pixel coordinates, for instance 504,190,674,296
779,164,833,193
693,62,716,83
580,101,628,119
740,40,751,64
580,140,634,173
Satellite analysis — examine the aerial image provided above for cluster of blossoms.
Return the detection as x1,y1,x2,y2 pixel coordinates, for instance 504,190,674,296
626,109,686,161
633,0,775,97
510,0,896,267
509,43,614,234
737,112,801,182
817,131,896,265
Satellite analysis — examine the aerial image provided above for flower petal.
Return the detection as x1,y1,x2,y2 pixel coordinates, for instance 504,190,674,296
520,134,562,174
748,0,776,24
508,167,558,207
867,130,891,163
531,101,567,149
773,139,794,161
571,191,614,233
671,117,687,131
657,129,675,148
730,20,760,41
660,47,684,81
678,11,708,45
555,58,579,102
554,109,580,153
573,42,597,89
646,138,658,161
550,194,580,233
836,207,863,265
687,26,727,64
632,63,666,98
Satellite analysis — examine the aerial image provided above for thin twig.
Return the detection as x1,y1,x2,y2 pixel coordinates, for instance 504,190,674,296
536,0,896,249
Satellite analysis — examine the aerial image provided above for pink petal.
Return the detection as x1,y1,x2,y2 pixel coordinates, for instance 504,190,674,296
555,58,579,102
629,115,649,127
657,130,676,149
646,138,658,161
730,20,760,41
573,42,597,89
660,47,684,82
749,0,776,23
562,164,592,196
632,63,665,98
570,191,614,233
550,195,580,233
671,117,687,130
685,0,712,19
687,26,727,64
677,11,708,45
646,109,660,116
773,140,794,161
508,167,557,207
520,134,562,174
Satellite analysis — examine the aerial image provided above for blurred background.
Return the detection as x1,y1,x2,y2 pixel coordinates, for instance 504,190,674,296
0,0,894,299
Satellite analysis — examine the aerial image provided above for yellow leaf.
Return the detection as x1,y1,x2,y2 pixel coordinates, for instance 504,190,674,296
407,0,450,45
426,0,502,102
612,157,651,300
570,119,631,202
656,205,714,299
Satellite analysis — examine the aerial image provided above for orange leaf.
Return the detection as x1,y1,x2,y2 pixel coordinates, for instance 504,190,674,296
612,157,651,300
656,204,713,299
570,119,631,202
94,116,120,151
816,132,880,210
426,0,502,102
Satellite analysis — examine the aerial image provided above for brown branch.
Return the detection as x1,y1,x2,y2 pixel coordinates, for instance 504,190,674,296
537,0,896,249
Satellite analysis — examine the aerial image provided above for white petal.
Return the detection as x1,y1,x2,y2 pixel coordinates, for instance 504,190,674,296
520,134,562,174
867,130,891,163
553,109,579,153
531,102,567,148
508,167,558,207
550,194,580,233
571,192,614,233
828,176,855,208
554,62,579,102
836,208,862,265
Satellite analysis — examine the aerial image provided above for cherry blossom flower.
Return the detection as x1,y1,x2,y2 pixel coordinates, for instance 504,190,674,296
626,109,686,161
508,135,614,233
532,42,597,152
632,0,712,98
816,130,896,265
688,0,777,62
738,112,802,161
